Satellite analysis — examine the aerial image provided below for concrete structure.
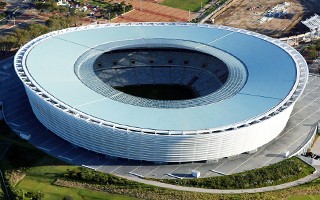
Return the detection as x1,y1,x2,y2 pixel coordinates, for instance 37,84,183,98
302,14,320,34
14,23,308,163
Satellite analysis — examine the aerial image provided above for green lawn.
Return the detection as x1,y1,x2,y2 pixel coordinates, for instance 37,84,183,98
16,176,137,200
13,165,138,199
160,0,210,12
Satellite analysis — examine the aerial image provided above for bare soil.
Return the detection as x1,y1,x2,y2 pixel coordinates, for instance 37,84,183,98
211,0,320,37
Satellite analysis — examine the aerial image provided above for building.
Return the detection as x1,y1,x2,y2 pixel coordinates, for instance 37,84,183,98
14,23,308,163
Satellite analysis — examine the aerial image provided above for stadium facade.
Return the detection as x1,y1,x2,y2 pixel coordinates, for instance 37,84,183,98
14,23,308,163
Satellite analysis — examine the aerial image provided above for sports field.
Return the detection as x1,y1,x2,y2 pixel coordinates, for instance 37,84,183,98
161,0,210,12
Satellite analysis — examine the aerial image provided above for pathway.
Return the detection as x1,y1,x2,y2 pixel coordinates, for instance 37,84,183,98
119,165,320,194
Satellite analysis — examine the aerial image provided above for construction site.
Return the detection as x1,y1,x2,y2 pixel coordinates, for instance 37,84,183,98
210,0,320,37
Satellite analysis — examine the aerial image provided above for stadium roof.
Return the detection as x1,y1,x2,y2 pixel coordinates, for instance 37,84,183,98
22,23,307,131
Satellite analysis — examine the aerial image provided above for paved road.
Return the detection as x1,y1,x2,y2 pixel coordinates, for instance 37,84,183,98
119,164,320,194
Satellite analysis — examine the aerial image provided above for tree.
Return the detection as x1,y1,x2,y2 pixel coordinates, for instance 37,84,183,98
0,35,17,54
25,191,44,200
13,28,30,47
0,1,7,9
308,45,318,59
63,196,74,200
27,24,49,39
315,39,320,51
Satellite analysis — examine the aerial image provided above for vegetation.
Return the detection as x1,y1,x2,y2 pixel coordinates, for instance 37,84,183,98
0,12,6,20
14,166,138,200
200,0,228,20
64,167,138,187
155,157,314,189
34,0,59,12
0,144,7,199
0,15,79,56
300,39,320,63
0,24,49,54
161,0,211,12
306,45,319,60
191,0,229,22
34,0,132,19
0,1,7,9
45,15,77,30
102,1,133,19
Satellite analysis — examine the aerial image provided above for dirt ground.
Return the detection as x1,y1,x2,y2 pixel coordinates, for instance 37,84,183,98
111,0,197,23
211,0,320,37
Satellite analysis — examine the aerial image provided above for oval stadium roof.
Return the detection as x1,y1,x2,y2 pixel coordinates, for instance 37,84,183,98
20,23,307,132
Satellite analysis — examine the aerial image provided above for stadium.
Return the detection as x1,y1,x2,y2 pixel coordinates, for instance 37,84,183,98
14,23,308,163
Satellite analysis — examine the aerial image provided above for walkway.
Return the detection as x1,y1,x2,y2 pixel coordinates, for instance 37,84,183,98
311,136,320,155
119,165,320,194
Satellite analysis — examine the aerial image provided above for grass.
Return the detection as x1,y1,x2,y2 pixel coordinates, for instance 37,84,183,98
16,174,138,200
160,0,211,12
289,194,320,200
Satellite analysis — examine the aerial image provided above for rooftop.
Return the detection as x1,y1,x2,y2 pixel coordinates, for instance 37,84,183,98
18,23,307,132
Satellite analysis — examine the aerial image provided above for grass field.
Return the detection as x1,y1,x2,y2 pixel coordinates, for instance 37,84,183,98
16,166,138,200
2,147,138,200
160,0,211,12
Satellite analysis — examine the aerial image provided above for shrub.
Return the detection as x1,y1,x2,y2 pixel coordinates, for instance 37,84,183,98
157,157,314,189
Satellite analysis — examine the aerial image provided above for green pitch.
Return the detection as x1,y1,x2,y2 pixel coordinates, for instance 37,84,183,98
160,0,211,12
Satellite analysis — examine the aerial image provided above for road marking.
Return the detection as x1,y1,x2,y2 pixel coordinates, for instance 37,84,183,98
262,108,320,166
161,165,181,179
129,165,142,173
203,160,228,177
227,106,318,175
109,161,128,173
143,165,161,177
